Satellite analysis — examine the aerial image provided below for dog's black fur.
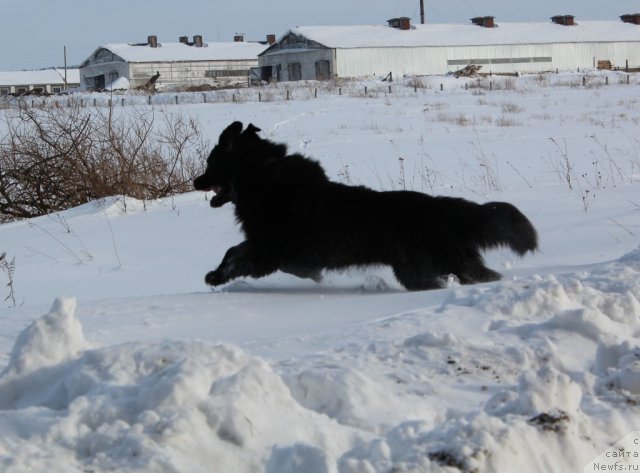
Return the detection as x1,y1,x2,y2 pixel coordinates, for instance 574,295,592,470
194,122,538,291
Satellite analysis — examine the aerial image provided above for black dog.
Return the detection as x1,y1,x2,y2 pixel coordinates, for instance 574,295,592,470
194,122,538,291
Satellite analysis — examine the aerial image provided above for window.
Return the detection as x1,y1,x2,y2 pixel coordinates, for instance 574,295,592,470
205,69,249,78
287,63,302,81
52,86,62,93
448,57,552,66
0,87,9,96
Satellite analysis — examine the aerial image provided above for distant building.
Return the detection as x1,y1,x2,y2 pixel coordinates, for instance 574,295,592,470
0,69,80,95
79,35,269,91
258,15,640,81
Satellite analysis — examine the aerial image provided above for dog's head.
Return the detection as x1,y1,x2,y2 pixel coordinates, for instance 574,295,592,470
194,121,284,207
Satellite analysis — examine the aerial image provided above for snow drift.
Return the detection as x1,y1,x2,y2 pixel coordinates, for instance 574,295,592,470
1,246,639,472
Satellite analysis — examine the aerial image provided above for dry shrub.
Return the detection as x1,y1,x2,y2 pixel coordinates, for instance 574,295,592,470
0,103,207,222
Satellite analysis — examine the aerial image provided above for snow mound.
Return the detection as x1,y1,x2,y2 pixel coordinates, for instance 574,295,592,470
3,297,89,376
0,300,359,473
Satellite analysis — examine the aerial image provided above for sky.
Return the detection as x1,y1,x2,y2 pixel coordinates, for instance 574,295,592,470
1,0,638,71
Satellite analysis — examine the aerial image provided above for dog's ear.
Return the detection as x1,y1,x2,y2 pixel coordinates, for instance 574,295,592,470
218,121,243,147
245,123,261,135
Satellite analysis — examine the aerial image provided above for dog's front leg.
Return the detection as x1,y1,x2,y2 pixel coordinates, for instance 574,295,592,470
205,241,278,286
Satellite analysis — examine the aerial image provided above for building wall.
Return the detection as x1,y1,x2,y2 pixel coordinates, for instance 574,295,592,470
81,50,258,90
0,82,80,95
258,49,333,81
80,60,130,90
260,40,640,81
129,60,257,88
332,41,640,77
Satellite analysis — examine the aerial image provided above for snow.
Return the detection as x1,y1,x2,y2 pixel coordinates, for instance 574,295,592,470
0,68,80,87
288,21,640,49
1,72,640,472
99,41,267,63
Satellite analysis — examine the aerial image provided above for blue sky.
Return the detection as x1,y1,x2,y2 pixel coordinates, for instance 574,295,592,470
1,0,638,70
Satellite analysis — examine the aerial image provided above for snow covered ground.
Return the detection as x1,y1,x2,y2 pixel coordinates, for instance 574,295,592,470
1,72,639,472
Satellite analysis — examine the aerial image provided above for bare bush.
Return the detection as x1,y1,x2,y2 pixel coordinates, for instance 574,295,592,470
0,103,207,222
0,252,16,307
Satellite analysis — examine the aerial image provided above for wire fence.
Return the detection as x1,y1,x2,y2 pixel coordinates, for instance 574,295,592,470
1,72,638,110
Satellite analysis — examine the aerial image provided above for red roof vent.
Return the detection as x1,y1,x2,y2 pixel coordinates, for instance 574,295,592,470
387,17,412,30
471,16,496,28
621,13,640,25
551,15,575,26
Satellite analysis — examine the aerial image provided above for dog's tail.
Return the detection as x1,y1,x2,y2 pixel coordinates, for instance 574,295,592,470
479,202,538,255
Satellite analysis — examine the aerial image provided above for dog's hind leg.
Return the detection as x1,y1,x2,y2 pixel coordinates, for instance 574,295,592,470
453,254,502,284
392,262,443,291
205,241,278,286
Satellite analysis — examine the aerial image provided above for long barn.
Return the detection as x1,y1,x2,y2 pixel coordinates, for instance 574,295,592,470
258,14,640,81
80,35,268,91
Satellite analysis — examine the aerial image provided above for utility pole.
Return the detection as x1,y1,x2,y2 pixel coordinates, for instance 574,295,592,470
420,0,425,24
63,46,68,90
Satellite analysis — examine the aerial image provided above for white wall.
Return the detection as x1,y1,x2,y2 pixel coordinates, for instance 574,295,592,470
333,42,640,78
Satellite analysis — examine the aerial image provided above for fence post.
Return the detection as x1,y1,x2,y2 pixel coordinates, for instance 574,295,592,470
148,95,152,105
440,83,443,91
286,90,290,100
388,85,392,94
121,98,125,106
175,96,179,105
490,81,493,91
583,76,586,86
314,88,317,98
628,74,631,85
605,76,609,86
339,87,342,96
364,86,367,95
203,93,207,104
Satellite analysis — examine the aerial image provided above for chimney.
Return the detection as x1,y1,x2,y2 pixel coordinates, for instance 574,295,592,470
266,34,276,45
147,35,158,48
621,13,640,25
471,16,496,28
193,35,204,47
234,34,245,42
387,17,411,30
179,36,189,44
551,15,575,26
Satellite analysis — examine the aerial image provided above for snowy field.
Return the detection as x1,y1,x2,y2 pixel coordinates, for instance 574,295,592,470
1,72,639,472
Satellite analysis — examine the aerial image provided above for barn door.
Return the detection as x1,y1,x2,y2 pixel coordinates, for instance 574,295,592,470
315,60,330,80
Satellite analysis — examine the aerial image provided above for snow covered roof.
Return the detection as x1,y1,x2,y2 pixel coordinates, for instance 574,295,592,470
98,42,267,63
281,20,640,49
0,68,80,86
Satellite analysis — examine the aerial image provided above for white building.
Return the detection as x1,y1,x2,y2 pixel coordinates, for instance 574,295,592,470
80,35,268,90
258,14,640,81
0,69,80,96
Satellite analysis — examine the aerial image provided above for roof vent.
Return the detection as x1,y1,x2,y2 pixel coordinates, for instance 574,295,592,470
621,13,640,25
193,35,204,47
551,15,575,26
387,17,411,30
147,35,158,48
234,34,245,42
266,34,276,45
471,16,496,28
179,36,189,44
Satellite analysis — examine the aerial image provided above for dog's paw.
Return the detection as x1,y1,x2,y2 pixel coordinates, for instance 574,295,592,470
210,195,230,208
205,270,227,286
